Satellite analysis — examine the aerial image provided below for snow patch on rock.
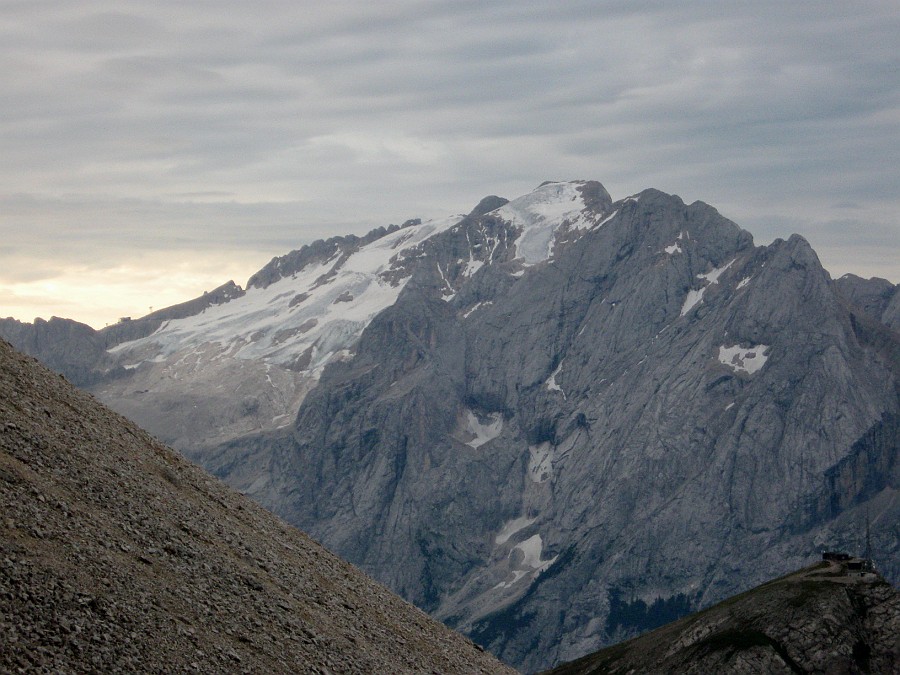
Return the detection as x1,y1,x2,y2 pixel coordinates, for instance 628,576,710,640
462,301,492,319
493,182,591,265
494,534,558,589
465,410,503,449
528,442,553,483
495,516,537,545
718,344,770,375
545,361,565,396
681,288,707,316
664,243,682,255
515,534,554,570
591,209,618,231
698,259,735,285
436,262,456,301
681,259,737,316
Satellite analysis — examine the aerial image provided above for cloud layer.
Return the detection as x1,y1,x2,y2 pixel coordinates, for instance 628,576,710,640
1,1,898,326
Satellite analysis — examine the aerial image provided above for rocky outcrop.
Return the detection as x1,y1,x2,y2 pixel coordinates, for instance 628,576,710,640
835,273,900,331
0,338,512,674
793,413,900,584
810,414,899,520
0,316,112,387
469,195,510,217
545,563,900,675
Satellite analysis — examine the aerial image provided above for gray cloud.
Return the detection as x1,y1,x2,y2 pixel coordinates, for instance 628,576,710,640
1,1,898,326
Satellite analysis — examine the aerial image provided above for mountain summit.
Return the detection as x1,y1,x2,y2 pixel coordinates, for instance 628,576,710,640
3,180,898,671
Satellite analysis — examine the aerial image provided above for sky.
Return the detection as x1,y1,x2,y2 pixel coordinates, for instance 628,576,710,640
1,1,898,329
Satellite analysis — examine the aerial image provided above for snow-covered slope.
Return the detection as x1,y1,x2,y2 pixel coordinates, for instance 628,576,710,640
95,215,464,449
93,180,613,451
111,215,463,371
494,181,599,264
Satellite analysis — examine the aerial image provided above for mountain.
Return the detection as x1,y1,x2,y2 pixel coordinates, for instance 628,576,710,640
0,338,512,674
544,561,899,674
2,180,898,671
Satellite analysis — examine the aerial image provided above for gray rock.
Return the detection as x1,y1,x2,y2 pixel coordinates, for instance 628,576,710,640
835,273,900,330
0,316,110,387
542,563,900,675
231,185,898,671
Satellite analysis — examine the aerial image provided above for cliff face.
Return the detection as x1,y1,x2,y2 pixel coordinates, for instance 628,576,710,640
835,273,900,331
545,563,900,675
0,338,512,674
207,184,898,670
802,414,899,520
0,316,111,387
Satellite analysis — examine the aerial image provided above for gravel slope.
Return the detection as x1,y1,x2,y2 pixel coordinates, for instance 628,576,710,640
0,338,514,674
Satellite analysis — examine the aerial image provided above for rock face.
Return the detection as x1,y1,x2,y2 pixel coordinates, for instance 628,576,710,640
835,273,900,330
2,180,898,672
544,562,900,675
0,338,513,674
0,316,113,387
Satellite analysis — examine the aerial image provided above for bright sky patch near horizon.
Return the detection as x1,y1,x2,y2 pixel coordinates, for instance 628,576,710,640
1,1,898,329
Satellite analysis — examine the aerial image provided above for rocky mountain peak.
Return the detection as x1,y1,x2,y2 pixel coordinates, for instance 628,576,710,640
469,195,509,217
0,315,109,387
488,180,614,265
246,220,423,290
243,181,897,671
835,273,900,331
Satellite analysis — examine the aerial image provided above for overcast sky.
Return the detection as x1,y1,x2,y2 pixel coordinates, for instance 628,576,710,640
1,1,898,328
